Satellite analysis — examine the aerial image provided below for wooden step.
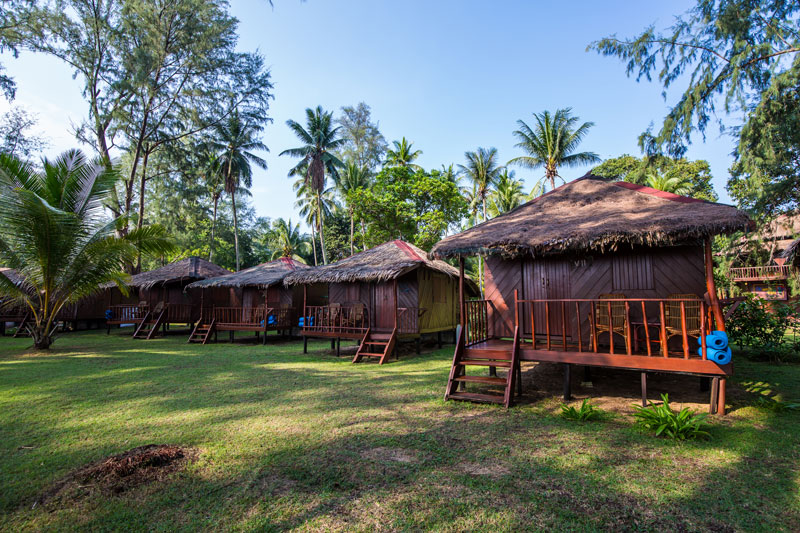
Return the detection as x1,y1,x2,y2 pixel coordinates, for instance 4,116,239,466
364,341,389,346
370,333,392,340
447,391,505,404
359,352,384,357
458,359,511,368
453,375,508,385
464,347,513,359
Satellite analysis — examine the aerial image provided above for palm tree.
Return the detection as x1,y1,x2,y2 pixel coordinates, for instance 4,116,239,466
334,160,370,255
270,218,310,263
211,111,268,271
280,106,345,265
508,108,600,191
385,137,423,170
0,150,173,349
645,172,693,195
201,152,224,263
293,178,336,266
489,169,525,217
458,147,503,223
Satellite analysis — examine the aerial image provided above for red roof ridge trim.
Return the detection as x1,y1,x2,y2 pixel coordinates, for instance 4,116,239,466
613,181,704,204
393,240,424,262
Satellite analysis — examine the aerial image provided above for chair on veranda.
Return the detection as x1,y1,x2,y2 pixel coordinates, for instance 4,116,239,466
592,293,630,352
665,293,701,342
328,303,341,330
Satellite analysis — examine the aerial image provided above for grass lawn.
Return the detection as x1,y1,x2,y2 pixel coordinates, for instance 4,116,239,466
1,330,799,531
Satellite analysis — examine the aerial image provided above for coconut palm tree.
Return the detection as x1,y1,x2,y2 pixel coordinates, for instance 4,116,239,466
280,106,345,265
293,178,336,266
385,137,423,170
334,160,370,255
0,150,173,349
489,169,525,216
458,147,503,223
211,111,268,271
270,218,310,263
509,108,600,191
645,172,693,195
201,152,224,263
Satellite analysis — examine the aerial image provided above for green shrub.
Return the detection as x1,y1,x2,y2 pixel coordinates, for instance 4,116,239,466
633,394,710,441
726,295,799,362
754,394,800,411
560,399,604,421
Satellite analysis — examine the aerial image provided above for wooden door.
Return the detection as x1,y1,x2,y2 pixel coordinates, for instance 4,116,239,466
523,259,571,336
372,282,395,330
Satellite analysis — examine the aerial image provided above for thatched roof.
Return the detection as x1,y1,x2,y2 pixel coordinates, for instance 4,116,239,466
0,267,24,287
185,258,308,290
283,240,474,288
103,257,231,290
430,175,751,259
780,238,799,265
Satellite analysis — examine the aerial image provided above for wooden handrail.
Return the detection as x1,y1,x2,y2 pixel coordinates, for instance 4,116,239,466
730,264,793,281
300,304,369,333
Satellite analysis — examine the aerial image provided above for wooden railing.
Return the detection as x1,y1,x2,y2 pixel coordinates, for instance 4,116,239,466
505,297,715,359
397,307,424,334
201,306,293,328
464,299,491,346
108,304,149,322
165,303,195,323
730,264,793,281
300,304,369,334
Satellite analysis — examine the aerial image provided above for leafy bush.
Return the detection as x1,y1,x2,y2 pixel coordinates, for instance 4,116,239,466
726,295,798,362
633,394,710,441
755,395,800,411
560,399,604,421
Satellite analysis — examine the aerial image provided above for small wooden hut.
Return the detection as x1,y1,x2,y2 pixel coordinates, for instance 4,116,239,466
184,258,311,344
0,267,28,336
430,175,751,412
283,240,477,363
104,257,230,339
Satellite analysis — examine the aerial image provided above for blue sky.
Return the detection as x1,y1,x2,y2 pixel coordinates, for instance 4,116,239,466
1,0,740,228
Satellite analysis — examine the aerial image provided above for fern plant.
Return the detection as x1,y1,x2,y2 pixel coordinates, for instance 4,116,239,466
633,394,711,441
560,399,603,421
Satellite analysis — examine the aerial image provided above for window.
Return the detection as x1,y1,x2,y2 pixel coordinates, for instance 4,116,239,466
612,254,654,291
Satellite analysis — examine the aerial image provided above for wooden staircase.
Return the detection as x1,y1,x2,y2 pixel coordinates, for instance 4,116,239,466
12,313,30,337
133,308,166,340
445,326,521,408
188,319,215,344
353,328,397,364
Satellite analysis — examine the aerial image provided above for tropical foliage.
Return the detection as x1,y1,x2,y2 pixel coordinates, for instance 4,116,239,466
633,394,711,441
0,150,173,348
385,137,423,171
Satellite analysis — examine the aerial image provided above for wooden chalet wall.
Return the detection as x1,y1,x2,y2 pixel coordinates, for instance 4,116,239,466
326,268,460,334
417,269,459,333
485,245,707,339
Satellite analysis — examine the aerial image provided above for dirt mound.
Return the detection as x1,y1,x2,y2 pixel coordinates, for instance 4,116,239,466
38,444,197,505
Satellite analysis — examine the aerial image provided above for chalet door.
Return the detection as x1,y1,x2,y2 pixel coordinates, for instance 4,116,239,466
522,260,571,336
372,282,396,330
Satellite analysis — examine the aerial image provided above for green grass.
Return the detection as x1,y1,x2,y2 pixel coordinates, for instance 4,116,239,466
1,331,799,531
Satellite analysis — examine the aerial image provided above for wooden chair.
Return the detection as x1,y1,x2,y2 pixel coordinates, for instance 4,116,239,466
350,303,366,328
592,293,630,352
328,303,341,329
665,293,701,341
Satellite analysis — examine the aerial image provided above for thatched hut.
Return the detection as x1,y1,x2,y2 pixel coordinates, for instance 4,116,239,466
430,174,750,411
184,258,315,344
104,257,230,338
283,240,477,363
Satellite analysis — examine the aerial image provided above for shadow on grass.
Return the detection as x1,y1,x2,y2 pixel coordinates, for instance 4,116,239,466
1,332,798,530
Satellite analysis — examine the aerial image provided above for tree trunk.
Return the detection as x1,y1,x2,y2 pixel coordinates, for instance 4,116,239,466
310,223,318,266
134,147,152,273
349,209,355,256
317,190,328,265
232,190,240,271
209,194,219,262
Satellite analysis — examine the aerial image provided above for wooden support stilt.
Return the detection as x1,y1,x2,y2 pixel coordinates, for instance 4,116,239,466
516,362,522,397
303,336,308,354
640,372,647,407
718,379,727,415
336,338,340,356
331,338,336,350
710,377,719,414
563,363,571,401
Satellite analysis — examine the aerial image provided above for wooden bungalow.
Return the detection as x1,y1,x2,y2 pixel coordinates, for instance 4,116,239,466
184,257,310,344
283,240,478,364
430,175,751,413
104,257,230,339
0,267,29,336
